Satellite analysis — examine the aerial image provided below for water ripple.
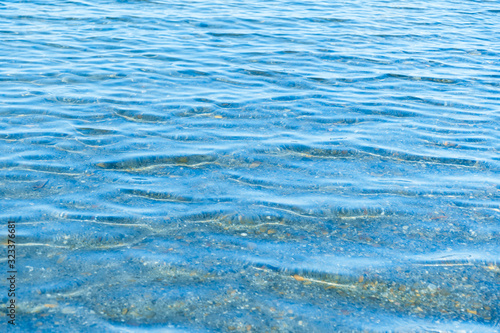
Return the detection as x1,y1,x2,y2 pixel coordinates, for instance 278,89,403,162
1,0,499,331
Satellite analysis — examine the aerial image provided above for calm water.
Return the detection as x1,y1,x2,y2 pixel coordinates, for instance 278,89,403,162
1,0,499,332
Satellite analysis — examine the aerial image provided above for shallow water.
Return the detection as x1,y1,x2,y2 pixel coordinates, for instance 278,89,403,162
1,0,499,332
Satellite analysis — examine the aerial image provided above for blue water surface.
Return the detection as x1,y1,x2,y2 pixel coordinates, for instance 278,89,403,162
0,0,499,331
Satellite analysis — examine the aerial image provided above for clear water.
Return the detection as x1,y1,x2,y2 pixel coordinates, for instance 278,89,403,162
1,0,499,332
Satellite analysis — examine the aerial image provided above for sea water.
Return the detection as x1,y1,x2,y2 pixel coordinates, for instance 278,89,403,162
0,0,499,331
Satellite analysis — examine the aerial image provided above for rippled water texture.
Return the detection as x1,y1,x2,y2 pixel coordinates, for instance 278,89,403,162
1,0,499,331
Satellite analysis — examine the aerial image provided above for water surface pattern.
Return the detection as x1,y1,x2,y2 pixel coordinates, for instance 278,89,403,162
1,0,499,331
